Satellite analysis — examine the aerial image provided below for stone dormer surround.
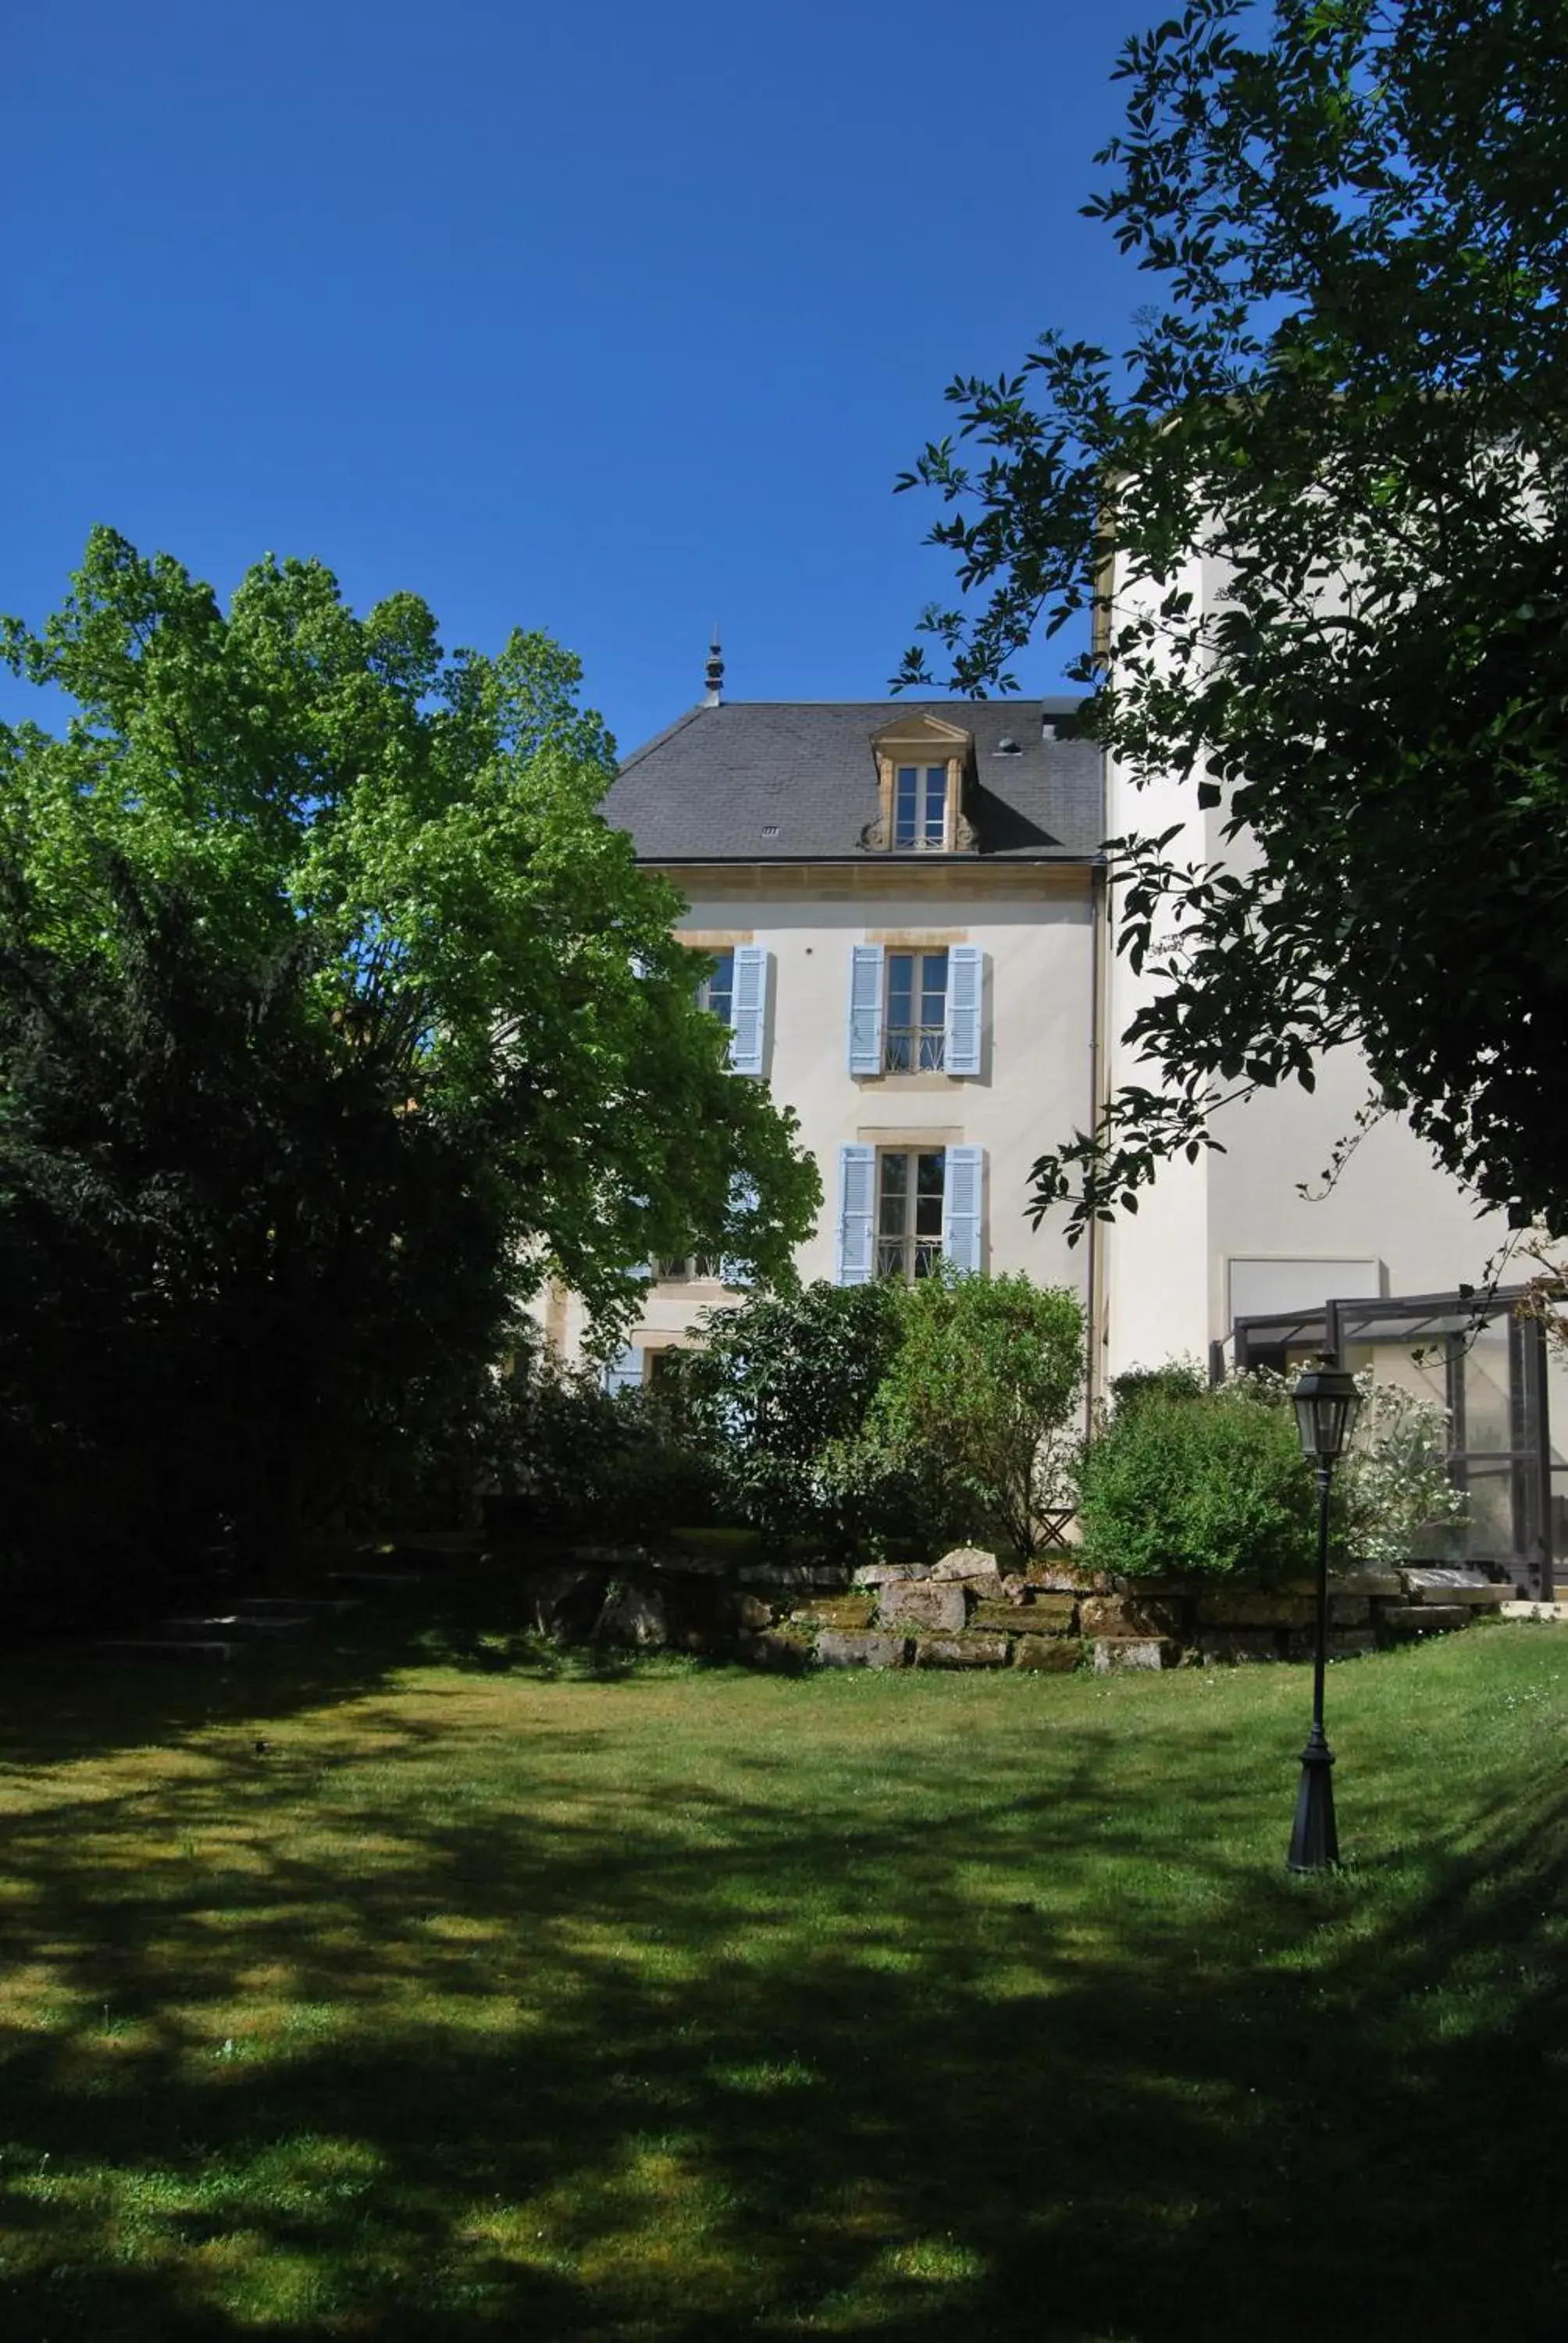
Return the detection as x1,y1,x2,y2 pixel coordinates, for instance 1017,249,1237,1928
858,712,978,854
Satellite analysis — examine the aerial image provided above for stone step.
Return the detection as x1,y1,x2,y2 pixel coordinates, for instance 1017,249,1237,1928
159,1614,312,1639
233,1596,361,1617
1402,1569,1513,1605
95,1639,245,1665
1499,1599,1568,1623
326,1570,422,1589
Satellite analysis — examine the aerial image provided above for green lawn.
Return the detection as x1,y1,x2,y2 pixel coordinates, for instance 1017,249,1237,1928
0,1580,1563,2341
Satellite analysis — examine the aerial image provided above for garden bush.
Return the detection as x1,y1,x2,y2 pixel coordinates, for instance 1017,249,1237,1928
675,1280,905,1542
1078,1372,1316,1584
472,1329,718,1542
1107,1358,1208,1414
866,1270,1085,1558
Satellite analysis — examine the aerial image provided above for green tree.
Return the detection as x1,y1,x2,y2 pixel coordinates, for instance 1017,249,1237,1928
0,534,818,1593
899,0,1568,1239
0,851,531,1585
2,530,818,1318
868,1271,1085,1557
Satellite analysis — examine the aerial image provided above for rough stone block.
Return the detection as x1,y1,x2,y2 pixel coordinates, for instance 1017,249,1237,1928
736,1630,808,1672
1327,1594,1371,1626
971,1599,1075,1638
878,1580,968,1633
734,1593,776,1631
791,1593,877,1632
1081,1594,1186,1639
815,1630,909,1669
914,1634,1010,1669
594,1584,668,1649
738,1562,848,1589
527,1566,608,1641
1012,1635,1084,1673
1196,1629,1281,1664
853,1562,931,1587
931,1546,1003,1581
1091,1637,1174,1673
1404,1574,1509,1607
1025,1564,1094,1593
1196,1592,1315,1629
1332,1566,1406,1596
1327,1629,1377,1658
1378,1603,1472,1639
1016,1592,1078,1628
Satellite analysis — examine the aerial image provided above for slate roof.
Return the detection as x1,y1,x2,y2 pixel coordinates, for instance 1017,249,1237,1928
602,697,1104,863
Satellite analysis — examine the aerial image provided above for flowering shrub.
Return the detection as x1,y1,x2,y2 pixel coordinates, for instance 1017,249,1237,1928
1338,1372,1468,1565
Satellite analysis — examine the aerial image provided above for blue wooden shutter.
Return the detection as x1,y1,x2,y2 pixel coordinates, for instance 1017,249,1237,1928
729,946,768,1076
846,945,885,1075
604,1345,643,1395
943,1146,984,1272
945,946,983,1076
720,1174,759,1288
836,1145,877,1285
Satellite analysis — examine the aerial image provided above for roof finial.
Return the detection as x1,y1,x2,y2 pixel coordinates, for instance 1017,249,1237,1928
704,628,724,708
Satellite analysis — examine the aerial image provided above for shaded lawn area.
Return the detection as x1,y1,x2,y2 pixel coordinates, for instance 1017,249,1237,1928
0,1581,1564,2342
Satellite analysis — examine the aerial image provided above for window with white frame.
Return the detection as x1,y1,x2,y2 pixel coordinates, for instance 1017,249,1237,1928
876,1150,946,1281
846,943,983,1079
884,949,948,1072
692,943,768,1075
893,764,949,851
836,1142,985,1285
697,950,734,1027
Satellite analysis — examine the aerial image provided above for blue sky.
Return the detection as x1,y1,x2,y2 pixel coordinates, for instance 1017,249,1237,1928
5,1,1157,758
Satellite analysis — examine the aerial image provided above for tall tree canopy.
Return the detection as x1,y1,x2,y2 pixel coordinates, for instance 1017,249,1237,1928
0,532,817,1582
899,0,1568,1239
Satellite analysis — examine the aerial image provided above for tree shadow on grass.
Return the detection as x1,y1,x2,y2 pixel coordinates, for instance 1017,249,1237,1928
0,1557,636,1772
0,1632,1563,2340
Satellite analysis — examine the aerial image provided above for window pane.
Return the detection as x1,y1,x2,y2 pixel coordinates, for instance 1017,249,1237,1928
702,948,735,1025
895,768,918,846
922,767,946,845
887,954,914,1011
914,1154,945,1238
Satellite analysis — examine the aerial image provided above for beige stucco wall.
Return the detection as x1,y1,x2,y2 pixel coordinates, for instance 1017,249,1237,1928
547,858,1099,1364
1099,548,1508,1379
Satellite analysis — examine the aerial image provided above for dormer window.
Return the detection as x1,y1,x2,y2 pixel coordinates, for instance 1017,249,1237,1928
863,714,978,854
894,765,949,850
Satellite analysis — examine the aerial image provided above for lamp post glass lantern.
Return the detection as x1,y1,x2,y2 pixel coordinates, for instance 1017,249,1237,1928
1287,1361,1363,1874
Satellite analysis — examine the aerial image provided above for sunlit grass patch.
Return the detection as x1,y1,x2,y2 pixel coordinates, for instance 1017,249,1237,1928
0,1591,1561,2338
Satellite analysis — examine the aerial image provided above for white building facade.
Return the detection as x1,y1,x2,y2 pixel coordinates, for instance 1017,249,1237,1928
558,694,1103,1383
558,670,1521,1418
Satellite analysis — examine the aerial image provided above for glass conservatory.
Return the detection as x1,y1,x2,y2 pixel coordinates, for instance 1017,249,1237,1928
1217,1288,1560,1599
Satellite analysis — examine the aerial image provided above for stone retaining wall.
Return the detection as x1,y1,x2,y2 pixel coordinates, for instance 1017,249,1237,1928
526,1546,1512,1672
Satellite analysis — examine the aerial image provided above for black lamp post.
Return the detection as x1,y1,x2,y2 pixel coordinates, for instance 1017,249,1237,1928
1287,1360,1363,1874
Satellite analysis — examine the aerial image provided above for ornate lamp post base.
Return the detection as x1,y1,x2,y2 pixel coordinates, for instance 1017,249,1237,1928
1286,1721,1339,1873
